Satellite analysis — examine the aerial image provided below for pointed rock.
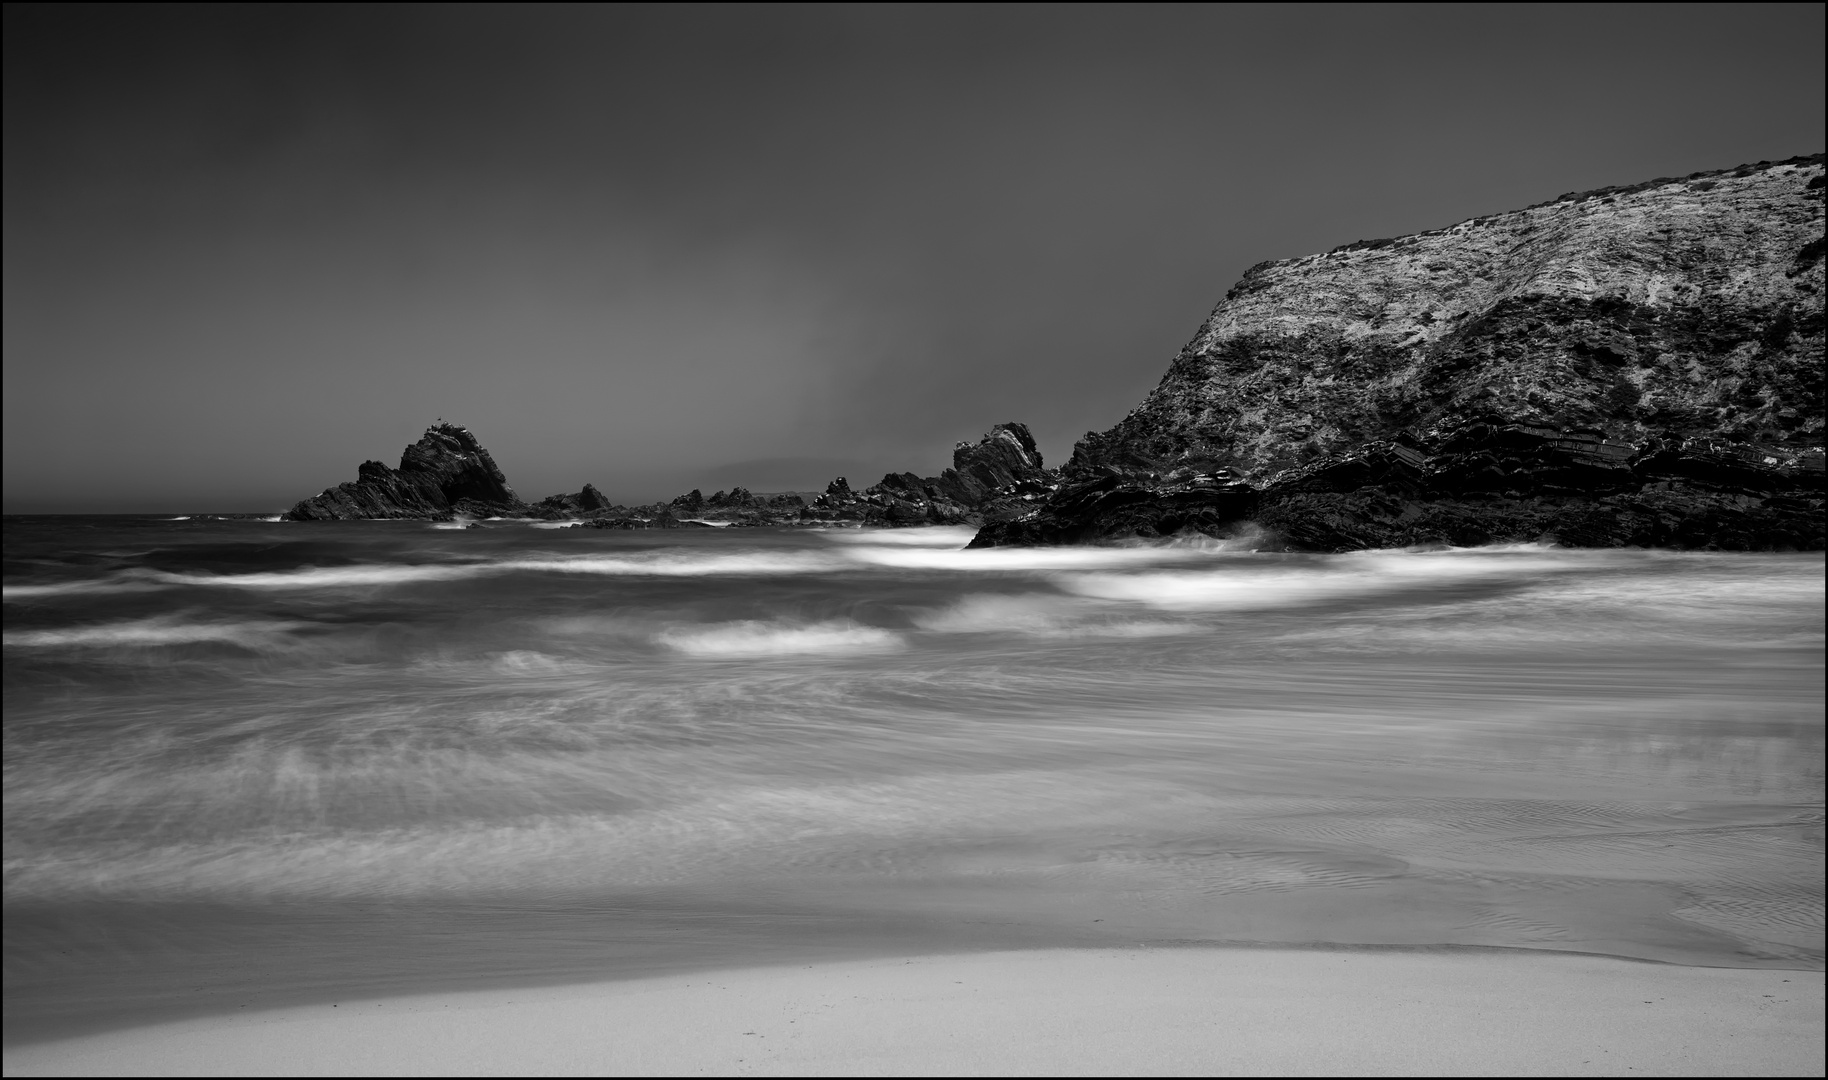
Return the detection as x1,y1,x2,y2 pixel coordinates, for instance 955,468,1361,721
285,423,526,521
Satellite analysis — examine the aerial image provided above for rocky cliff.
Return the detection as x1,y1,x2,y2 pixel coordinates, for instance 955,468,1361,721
975,154,1825,550
285,423,526,520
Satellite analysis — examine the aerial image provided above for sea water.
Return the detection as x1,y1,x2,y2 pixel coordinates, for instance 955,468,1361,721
4,517,1822,1040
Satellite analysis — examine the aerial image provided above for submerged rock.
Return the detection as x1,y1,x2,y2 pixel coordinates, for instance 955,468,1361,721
285,423,526,521
975,154,1826,550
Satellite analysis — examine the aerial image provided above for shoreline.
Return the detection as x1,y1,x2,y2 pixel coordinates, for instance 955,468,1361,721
6,946,1822,1077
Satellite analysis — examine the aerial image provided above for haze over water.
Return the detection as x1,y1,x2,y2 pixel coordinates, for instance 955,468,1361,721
4,517,1822,1041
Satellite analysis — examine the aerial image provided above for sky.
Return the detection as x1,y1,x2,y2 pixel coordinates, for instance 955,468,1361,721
5,4,1824,512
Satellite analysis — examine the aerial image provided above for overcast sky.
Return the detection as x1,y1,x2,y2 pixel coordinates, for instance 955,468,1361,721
5,4,1823,511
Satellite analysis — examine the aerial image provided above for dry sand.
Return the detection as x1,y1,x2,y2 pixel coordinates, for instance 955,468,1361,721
4,947,1821,1077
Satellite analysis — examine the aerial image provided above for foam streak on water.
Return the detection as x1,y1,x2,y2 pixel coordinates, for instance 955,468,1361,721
2,516,1822,1038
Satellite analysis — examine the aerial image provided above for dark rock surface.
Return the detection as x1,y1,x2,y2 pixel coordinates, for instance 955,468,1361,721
285,420,1059,528
795,424,1057,526
980,421,1823,550
529,484,614,520
935,423,1051,504
975,154,1826,551
565,425,1059,530
285,424,526,521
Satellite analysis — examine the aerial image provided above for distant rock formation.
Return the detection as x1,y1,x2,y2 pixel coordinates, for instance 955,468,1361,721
529,484,613,520
285,419,1058,527
975,154,1825,550
576,424,1057,529
285,423,526,521
797,423,1056,526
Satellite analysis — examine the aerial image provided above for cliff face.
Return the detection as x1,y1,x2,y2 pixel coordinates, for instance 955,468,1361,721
285,424,525,521
977,154,1825,550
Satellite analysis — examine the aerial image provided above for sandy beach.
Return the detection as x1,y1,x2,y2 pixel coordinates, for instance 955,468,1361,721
5,947,1821,1077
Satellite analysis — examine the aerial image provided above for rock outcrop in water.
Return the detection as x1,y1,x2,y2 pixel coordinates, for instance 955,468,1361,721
575,423,1057,529
791,423,1055,526
285,423,527,521
974,154,1826,550
528,484,613,520
286,419,1056,526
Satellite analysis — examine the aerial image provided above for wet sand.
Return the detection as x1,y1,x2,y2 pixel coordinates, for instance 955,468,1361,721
5,947,1821,1077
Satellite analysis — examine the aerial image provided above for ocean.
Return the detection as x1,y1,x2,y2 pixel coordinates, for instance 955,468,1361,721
4,516,1822,1042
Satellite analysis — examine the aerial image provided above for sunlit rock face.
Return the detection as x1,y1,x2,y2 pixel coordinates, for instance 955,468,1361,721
938,423,1050,504
800,423,1057,527
285,423,525,520
977,154,1825,550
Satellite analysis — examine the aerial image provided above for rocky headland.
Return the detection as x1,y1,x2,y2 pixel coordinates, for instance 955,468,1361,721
973,154,1825,550
288,155,1821,549
285,422,1057,528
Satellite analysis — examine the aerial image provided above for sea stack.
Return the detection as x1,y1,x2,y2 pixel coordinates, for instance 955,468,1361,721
974,154,1826,550
284,422,526,520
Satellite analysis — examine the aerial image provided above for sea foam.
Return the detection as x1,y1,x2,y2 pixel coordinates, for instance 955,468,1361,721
914,593,1190,639
656,620,903,657
3,616,304,649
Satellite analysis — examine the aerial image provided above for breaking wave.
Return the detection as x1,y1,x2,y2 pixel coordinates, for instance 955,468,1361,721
820,526,980,547
914,593,1190,639
3,515,1821,978
656,620,904,657
1057,549,1579,611
3,616,304,650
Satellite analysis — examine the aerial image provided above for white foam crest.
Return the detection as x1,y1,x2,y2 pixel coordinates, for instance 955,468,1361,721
1329,549,1575,575
506,551,839,577
821,526,981,547
914,593,1190,639
2,577,168,600
148,563,489,589
657,619,903,657
9,549,850,599
3,616,304,649
491,650,582,674
846,544,1226,572
1061,551,1574,611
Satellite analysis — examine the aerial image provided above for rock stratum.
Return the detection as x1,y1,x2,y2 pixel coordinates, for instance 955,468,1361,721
974,154,1825,550
284,422,1056,528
